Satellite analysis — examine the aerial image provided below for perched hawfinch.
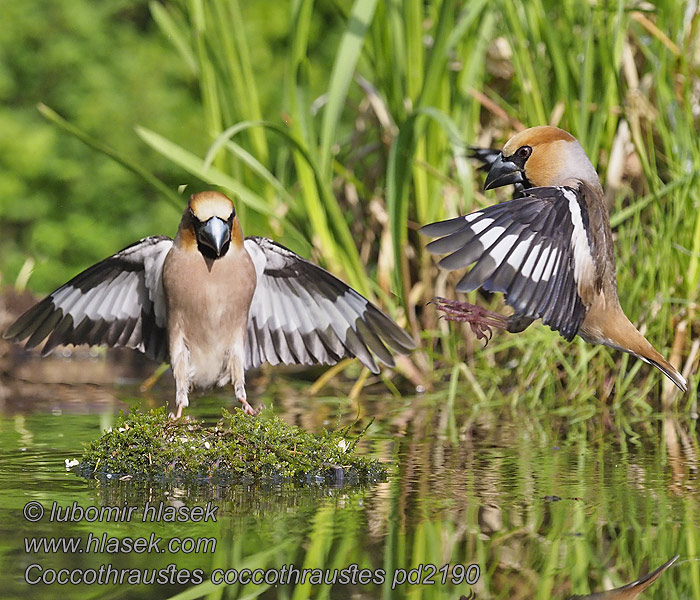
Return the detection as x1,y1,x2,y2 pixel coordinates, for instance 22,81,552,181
420,126,686,392
5,191,415,417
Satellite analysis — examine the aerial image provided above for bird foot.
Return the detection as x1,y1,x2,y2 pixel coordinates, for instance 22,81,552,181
234,380,261,416
169,405,184,420
431,297,508,344
239,399,263,416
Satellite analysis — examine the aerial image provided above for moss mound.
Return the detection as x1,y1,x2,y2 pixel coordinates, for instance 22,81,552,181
79,408,386,485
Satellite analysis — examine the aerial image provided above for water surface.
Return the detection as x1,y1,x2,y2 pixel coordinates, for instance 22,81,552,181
0,378,698,599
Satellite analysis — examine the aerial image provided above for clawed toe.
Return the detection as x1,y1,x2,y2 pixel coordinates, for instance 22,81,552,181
431,297,508,345
240,399,262,416
169,406,184,420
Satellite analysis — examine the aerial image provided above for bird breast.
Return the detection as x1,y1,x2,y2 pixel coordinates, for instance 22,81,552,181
162,245,257,388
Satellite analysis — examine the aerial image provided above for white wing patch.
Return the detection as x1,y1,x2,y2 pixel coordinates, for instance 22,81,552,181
469,217,494,234
490,233,522,265
506,235,534,270
530,245,556,282
519,241,543,278
539,247,560,282
474,224,506,249
563,187,595,291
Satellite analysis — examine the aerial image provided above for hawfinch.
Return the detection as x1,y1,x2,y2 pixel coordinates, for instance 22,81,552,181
5,191,415,417
420,126,686,392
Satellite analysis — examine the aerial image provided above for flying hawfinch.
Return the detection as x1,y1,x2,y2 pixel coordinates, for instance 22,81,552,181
5,191,415,417
420,126,686,392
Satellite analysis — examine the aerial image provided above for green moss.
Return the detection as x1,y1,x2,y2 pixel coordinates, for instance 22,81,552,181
79,408,386,484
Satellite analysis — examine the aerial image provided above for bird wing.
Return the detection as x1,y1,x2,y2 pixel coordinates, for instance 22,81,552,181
469,147,502,172
420,185,596,341
243,237,415,372
4,236,172,361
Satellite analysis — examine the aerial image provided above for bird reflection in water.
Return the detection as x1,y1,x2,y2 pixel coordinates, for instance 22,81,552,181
457,555,678,600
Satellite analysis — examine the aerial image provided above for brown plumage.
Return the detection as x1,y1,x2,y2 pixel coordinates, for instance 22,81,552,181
5,191,415,417
421,126,686,392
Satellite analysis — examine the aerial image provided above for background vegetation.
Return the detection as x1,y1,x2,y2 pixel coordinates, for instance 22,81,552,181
2,0,699,410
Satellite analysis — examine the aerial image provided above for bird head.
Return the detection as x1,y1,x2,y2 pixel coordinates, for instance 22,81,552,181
485,126,601,191
178,191,242,258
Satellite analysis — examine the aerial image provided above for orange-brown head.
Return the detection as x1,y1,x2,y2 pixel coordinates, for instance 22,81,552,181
485,126,601,191
176,191,244,257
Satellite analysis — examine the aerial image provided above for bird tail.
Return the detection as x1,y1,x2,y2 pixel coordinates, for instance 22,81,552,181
642,353,687,392
626,329,687,392
595,310,687,392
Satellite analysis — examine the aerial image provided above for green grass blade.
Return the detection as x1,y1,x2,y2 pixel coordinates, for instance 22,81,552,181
319,0,378,176
188,0,223,144
149,1,198,75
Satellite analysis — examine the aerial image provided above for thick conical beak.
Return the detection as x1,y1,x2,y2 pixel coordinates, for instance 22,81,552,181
484,153,525,190
198,217,231,257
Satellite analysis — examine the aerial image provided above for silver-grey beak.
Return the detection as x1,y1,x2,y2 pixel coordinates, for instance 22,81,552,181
484,153,525,190
198,217,231,257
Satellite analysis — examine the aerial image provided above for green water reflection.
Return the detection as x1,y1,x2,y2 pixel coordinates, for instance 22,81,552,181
0,390,697,599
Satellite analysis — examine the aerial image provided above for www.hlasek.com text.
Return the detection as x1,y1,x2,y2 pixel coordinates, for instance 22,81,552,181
25,532,216,555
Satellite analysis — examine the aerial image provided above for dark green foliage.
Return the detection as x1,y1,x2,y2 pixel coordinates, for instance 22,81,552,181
0,0,202,291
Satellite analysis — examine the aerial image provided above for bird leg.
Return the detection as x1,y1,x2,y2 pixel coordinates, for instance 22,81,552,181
230,344,261,416
170,337,191,420
431,296,509,344
234,380,261,416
